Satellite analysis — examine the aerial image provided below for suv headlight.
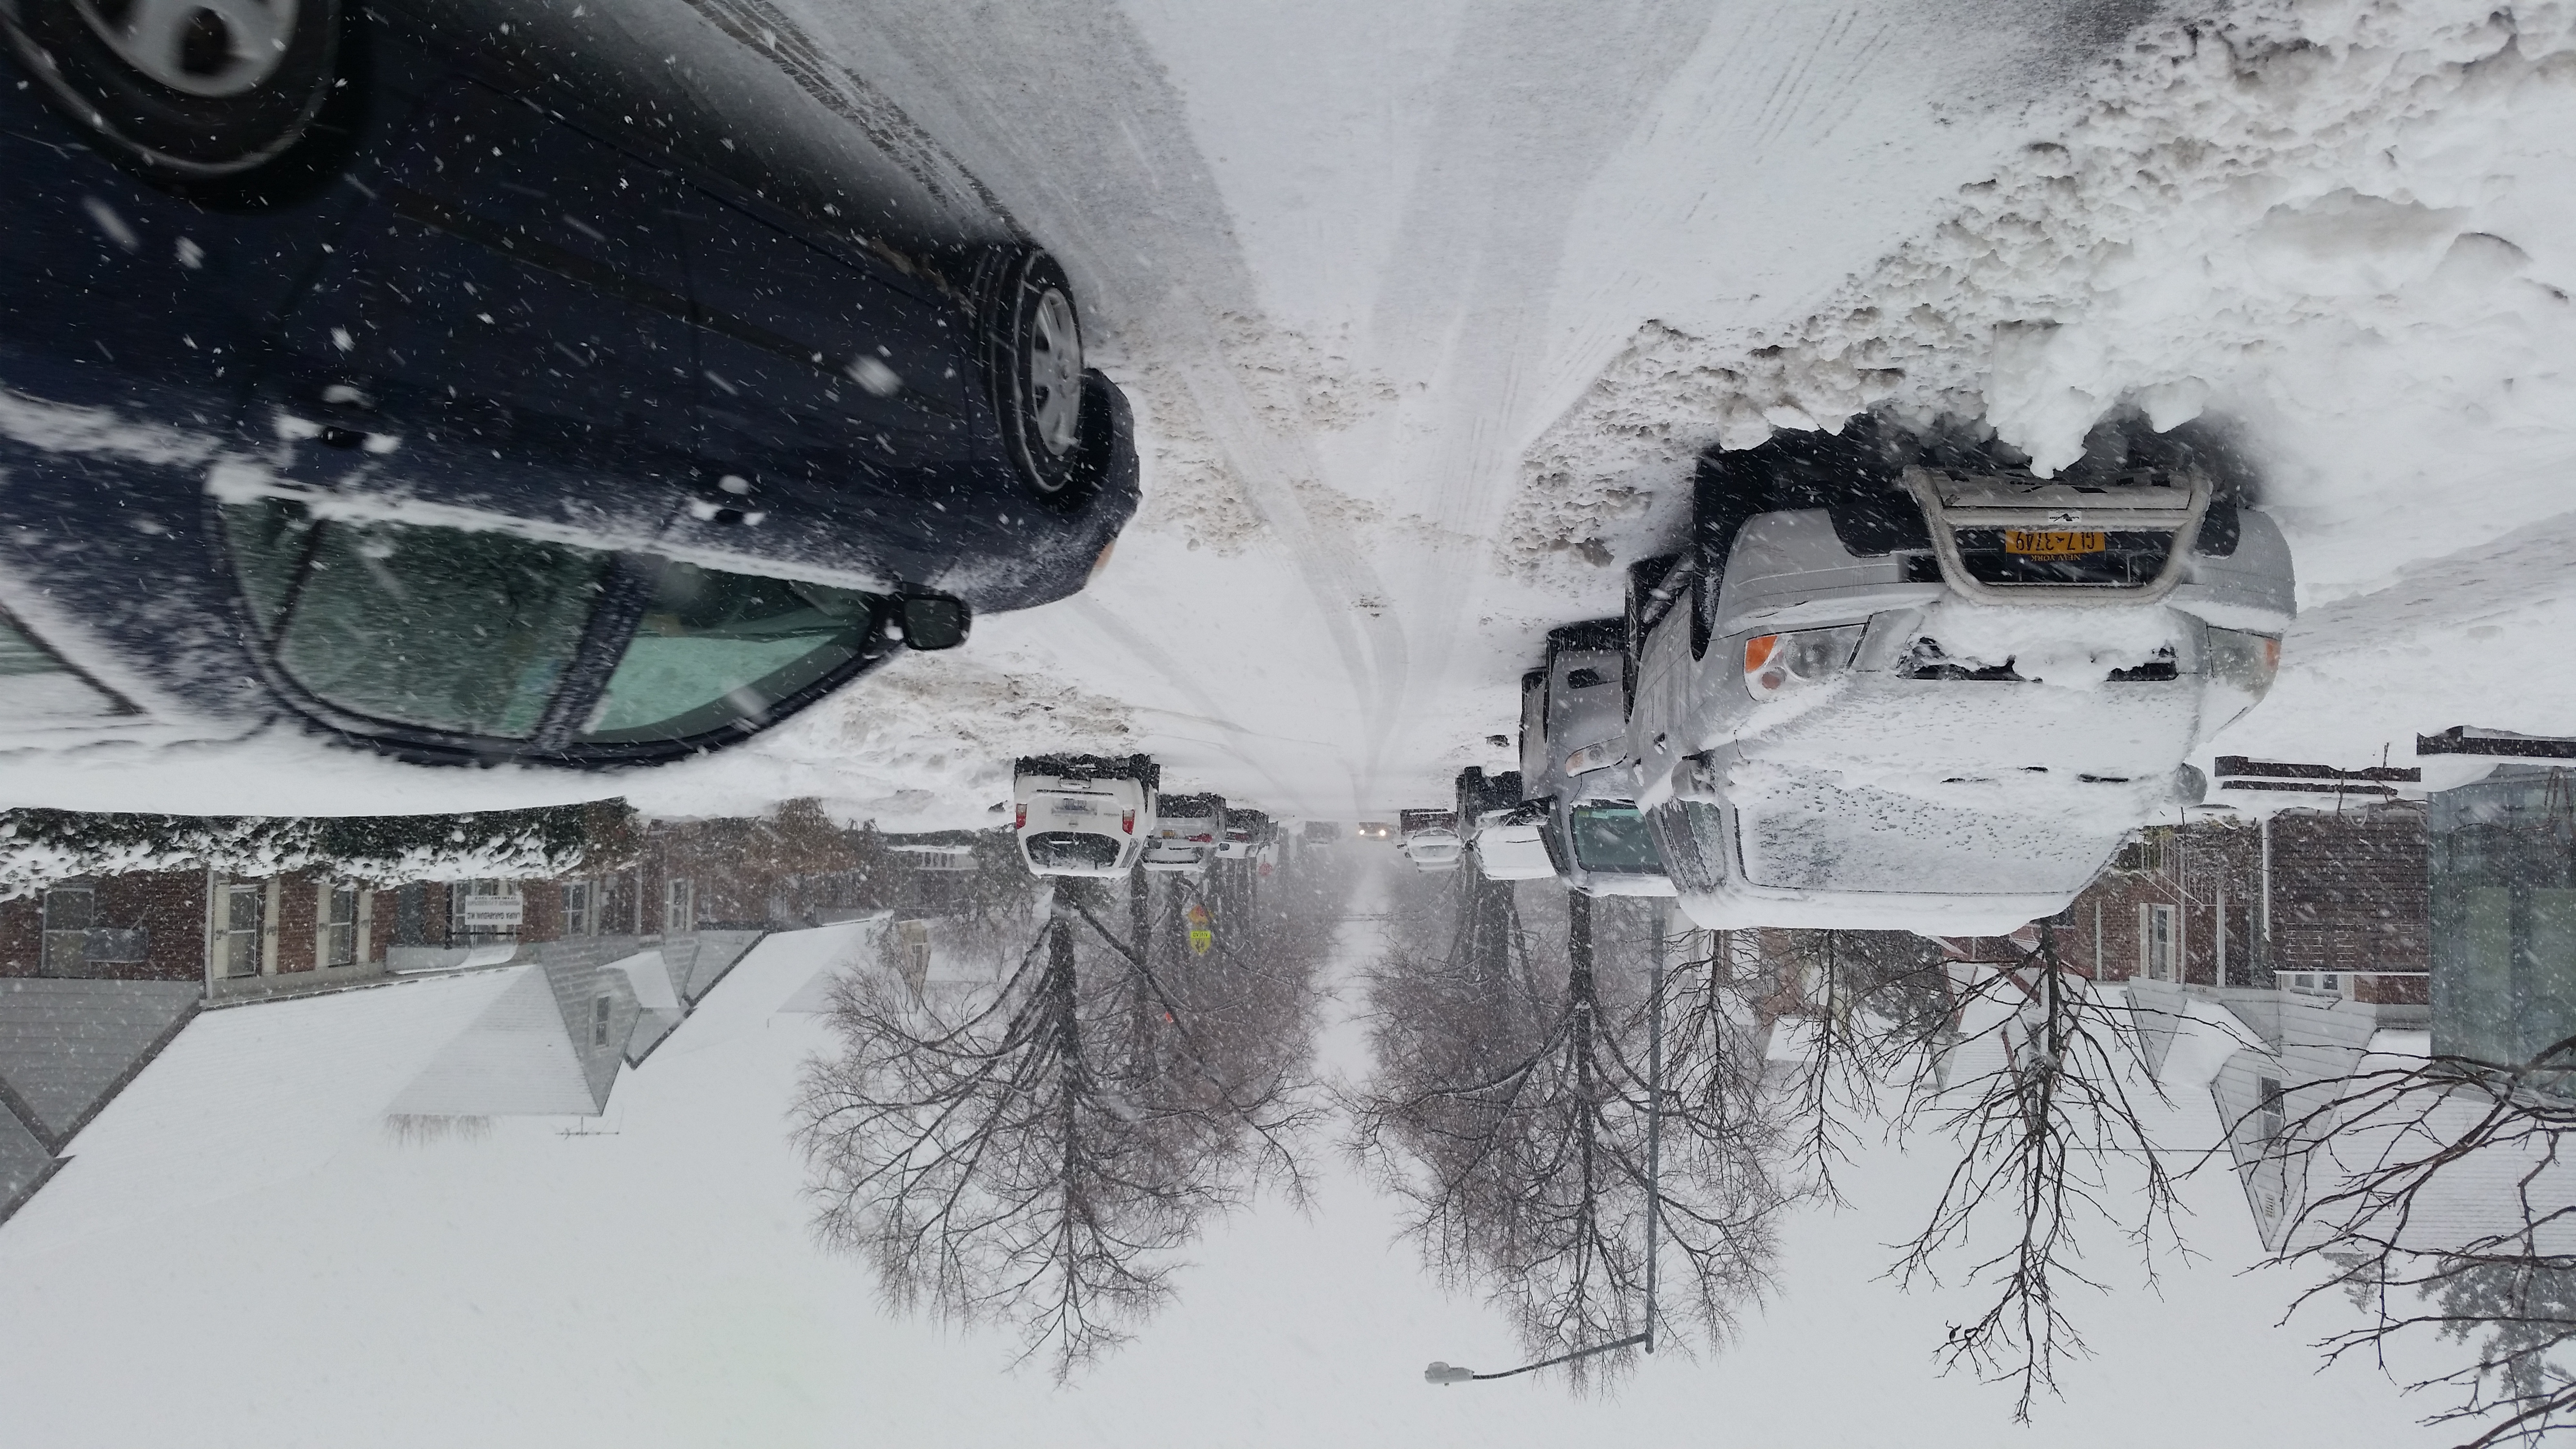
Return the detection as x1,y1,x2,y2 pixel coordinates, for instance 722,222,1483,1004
1565,738,1624,774
2204,627,2282,696
2201,625,2282,733
1743,625,1866,699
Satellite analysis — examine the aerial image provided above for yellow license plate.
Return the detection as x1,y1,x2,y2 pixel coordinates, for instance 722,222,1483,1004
2005,529,2108,557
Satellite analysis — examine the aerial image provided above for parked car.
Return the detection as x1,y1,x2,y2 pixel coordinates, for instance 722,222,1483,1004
1454,767,1554,881
1398,808,1464,872
1625,415,2293,934
1518,622,1676,898
1143,791,1226,874
0,2,1138,769
1013,755,1158,879
1215,807,1273,860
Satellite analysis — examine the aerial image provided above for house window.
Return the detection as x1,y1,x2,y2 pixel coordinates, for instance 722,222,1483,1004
41,885,95,975
591,994,612,1047
2141,903,2177,982
564,880,596,938
222,884,264,978
2257,1076,2286,1142
664,877,693,936
323,883,360,967
2116,833,2166,875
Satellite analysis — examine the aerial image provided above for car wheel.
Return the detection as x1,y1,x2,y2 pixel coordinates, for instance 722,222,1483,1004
5,0,344,180
1455,767,1486,821
1690,451,1772,661
1623,554,1681,713
980,246,1091,500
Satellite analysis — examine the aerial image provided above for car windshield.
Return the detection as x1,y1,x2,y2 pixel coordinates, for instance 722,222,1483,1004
257,515,610,739
1027,831,1122,870
579,563,882,743
1739,787,2132,894
1569,802,1663,873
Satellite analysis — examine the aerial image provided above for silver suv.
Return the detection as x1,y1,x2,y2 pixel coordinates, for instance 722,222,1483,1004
1624,416,2293,934
1518,621,1675,898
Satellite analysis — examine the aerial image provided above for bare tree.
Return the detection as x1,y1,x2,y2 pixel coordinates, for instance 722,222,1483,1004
1881,926,2185,1420
794,868,1327,1379
1347,876,1784,1390
2252,1045,2576,1448
1743,929,1953,1205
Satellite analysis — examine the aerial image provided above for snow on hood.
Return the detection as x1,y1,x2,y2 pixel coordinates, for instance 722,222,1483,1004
1907,600,2184,692
1728,760,2159,897
1739,672,2202,784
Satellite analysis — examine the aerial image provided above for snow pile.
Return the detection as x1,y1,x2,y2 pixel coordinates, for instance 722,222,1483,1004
1515,0,2576,602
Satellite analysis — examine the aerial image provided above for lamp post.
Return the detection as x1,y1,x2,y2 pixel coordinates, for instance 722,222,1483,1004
1426,899,1673,1386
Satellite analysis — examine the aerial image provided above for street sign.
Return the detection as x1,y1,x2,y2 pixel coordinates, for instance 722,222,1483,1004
458,894,524,928
1186,902,1214,956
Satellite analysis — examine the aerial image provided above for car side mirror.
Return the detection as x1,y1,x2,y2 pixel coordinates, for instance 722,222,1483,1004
1508,797,1554,826
898,595,970,651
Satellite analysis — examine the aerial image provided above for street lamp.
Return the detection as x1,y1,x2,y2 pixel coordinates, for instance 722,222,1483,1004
1425,900,1674,1386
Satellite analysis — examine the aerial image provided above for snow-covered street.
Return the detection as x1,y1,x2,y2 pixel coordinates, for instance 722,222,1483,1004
601,0,2576,830
6,0,2576,1443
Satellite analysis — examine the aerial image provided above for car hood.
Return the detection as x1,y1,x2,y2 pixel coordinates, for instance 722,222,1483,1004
1727,761,2159,898
1764,674,2200,776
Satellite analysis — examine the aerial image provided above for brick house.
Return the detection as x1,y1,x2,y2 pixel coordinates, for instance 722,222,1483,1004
2051,803,2430,1002
2,869,398,997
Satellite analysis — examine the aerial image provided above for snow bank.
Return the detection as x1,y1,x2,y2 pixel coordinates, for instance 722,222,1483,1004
1519,0,2576,606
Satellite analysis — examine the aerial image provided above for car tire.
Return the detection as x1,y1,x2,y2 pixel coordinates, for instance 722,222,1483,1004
1623,554,1681,713
1455,766,1486,821
1122,754,1161,792
979,246,1092,501
1690,451,1773,660
5,0,344,181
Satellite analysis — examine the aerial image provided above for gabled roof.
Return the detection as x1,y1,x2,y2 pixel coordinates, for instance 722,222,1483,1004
389,969,601,1118
0,978,197,1144
1,967,525,1257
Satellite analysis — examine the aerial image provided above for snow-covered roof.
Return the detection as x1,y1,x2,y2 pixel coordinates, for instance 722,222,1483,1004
0,978,197,1143
0,966,600,1258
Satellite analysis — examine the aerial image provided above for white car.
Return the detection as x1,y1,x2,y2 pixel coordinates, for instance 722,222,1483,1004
1014,755,1159,878
1624,417,2293,934
1401,827,1466,872
1454,768,1556,881
1143,791,1225,874
1215,807,1272,860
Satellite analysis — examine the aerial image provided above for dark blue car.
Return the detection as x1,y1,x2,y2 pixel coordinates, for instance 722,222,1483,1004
0,0,1137,767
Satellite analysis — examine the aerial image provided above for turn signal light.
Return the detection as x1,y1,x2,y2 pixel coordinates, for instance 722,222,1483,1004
1743,625,1867,699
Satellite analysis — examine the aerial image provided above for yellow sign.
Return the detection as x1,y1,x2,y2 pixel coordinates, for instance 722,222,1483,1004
1186,902,1214,956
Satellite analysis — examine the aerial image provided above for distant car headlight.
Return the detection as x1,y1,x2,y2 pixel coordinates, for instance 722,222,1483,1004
1565,738,1624,774
1743,625,1867,699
